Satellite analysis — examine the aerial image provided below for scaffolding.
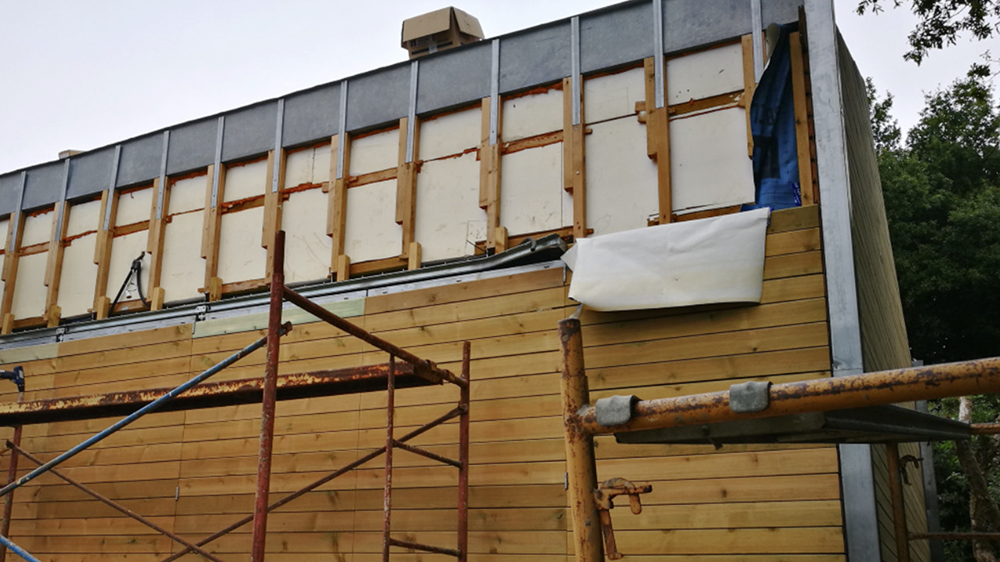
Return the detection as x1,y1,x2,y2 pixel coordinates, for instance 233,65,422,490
0,231,471,562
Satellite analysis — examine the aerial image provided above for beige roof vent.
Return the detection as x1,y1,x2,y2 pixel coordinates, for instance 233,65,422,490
401,7,484,60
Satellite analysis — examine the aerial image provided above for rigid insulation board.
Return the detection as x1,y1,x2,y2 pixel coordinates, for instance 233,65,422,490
57,199,102,319
11,252,47,319
415,153,486,262
344,180,402,263
500,143,572,236
0,207,849,561
282,188,333,283
349,129,399,176
218,206,267,284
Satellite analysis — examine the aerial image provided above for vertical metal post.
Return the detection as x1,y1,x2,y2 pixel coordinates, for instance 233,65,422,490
886,443,911,562
457,341,471,562
559,318,603,562
250,230,286,562
0,389,23,562
383,355,396,562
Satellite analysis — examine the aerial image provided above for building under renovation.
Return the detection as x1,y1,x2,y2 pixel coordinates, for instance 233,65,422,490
0,0,954,560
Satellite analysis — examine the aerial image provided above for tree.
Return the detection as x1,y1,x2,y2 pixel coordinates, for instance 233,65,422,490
870,68,1000,561
856,0,1000,64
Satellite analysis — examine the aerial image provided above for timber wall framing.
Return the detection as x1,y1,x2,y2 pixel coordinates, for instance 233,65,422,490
0,206,847,561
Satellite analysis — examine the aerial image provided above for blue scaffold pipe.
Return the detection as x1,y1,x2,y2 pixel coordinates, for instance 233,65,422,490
0,533,42,562
0,323,289,499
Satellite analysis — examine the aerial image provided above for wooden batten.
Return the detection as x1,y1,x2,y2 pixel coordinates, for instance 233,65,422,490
146,178,169,311
741,34,757,159
43,201,71,326
328,134,351,280
396,116,420,259
562,77,587,240
494,226,508,254
407,241,421,271
643,57,672,225
789,31,815,206
0,211,24,334
263,149,286,278
479,97,502,248
202,165,225,301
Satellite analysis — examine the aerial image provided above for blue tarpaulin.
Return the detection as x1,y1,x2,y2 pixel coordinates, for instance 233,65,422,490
743,25,801,212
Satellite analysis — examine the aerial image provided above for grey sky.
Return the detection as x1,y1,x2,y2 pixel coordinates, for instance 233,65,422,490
0,1,995,175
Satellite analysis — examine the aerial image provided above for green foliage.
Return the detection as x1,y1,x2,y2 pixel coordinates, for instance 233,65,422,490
857,1,1000,64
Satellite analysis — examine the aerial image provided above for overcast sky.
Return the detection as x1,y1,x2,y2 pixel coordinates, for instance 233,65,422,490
1,1,996,175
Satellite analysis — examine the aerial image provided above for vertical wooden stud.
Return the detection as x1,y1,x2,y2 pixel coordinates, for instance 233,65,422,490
562,77,587,240
741,34,758,160
0,211,23,334
407,242,421,271
328,134,352,279
93,190,117,319
202,165,225,300
643,57,672,225
494,226,508,254
789,31,815,206
263,149,286,277
479,97,502,249
146,177,169,311
44,201,70,326
396,117,420,259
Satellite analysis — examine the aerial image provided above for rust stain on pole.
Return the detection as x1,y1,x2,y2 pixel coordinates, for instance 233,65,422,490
457,340,471,562
559,318,604,562
382,355,395,562
0,390,21,562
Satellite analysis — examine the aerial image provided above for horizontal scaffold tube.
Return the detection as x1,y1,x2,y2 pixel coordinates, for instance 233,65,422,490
578,357,1000,435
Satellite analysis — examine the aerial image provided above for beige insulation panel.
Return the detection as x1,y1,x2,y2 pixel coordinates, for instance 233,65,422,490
105,231,150,302
218,206,267,283
169,175,207,214
57,200,101,318
500,143,572,235
419,108,480,161
415,153,486,262
502,88,563,141
667,42,745,104
116,187,153,225
344,180,402,263
670,106,755,213
12,252,48,319
584,67,645,124
282,189,331,283
161,213,205,302
20,211,53,247
223,160,267,203
284,145,331,189
349,129,399,176
585,116,659,236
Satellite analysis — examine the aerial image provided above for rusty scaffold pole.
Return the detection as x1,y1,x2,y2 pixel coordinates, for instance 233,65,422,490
0,368,23,562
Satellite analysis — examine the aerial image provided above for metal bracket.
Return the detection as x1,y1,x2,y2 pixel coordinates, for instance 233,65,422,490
729,380,771,413
593,477,652,560
900,455,922,485
595,395,640,426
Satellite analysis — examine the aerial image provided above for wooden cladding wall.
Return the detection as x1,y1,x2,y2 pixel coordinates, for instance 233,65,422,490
0,206,844,561
0,32,819,334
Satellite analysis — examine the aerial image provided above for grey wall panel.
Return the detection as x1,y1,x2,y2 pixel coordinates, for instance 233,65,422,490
284,83,340,147
346,64,410,131
499,22,572,93
581,2,653,73
222,102,279,162
663,0,750,54
417,42,492,115
117,134,164,187
762,0,805,27
168,118,217,175
68,147,114,200
0,174,21,216
23,162,64,210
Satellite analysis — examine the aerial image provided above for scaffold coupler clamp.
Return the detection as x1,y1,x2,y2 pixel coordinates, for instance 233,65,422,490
593,477,652,560
0,366,24,393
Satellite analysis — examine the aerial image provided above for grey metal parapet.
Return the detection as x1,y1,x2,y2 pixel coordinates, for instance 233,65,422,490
0,0,803,217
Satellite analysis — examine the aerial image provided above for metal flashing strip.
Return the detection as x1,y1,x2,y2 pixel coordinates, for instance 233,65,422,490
406,61,418,163
103,146,121,230
652,0,665,109
570,16,581,126
489,38,500,145
0,235,566,350
336,80,348,179
53,159,71,234
8,172,26,253
155,130,170,219
271,100,285,193
751,0,764,82
211,117,224,208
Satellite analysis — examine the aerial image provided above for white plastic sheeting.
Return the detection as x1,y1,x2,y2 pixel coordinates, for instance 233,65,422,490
562,208,770,311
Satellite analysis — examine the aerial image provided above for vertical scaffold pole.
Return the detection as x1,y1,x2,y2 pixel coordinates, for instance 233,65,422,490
251,230,286,562
559,318,603,562
383,355,396,562
0,387,23,562
887,442,911,562
457,341,471,562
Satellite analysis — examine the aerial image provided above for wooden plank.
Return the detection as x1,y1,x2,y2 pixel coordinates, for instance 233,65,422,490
562,76,587,240
643,57,672,225
768,204,820,234
0,209,24,332
479,97,503,248
145,177,169,311
789,31,815,206
765,227,821,256
763,250,823,280
396,116,420,259
262,148,285,278
201,164,225,301
741,34,757,159
43,201,71,326
328,134,351,279
611,527,844,555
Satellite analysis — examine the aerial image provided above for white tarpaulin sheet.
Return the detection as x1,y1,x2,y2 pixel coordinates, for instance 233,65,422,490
562,208,770,311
